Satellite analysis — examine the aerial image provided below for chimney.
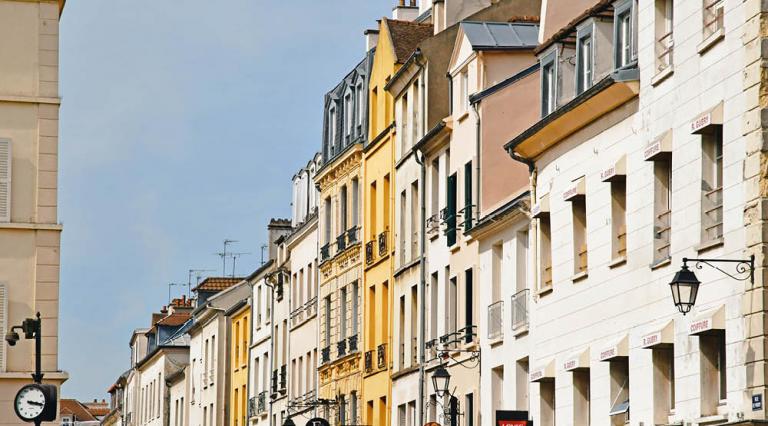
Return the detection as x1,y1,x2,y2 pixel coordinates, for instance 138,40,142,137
267,219,292,262
392,0,419,21
365,29,379,52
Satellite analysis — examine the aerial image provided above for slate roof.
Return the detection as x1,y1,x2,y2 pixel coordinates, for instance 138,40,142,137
386,18,434,63
461,22,539,50
192,277,243,292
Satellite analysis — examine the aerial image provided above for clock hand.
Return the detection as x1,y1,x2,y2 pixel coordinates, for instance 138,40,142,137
28,401,44,406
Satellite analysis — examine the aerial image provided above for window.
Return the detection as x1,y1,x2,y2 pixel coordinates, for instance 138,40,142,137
0,139,10,223
351,177,359,229
350,391,358,425
652,346,675,423
412,80,420,145
429,272,438,341
573,369,591,425
371,87,378,133
539,214,553,288
345,93,353,137
653,158,672,263
516,230,529,292
540,379,556,426
465,393,475,426
614,0,636,68
401,94,409,155
654,0,674,72
446,173,457,246
541,53,556,116
340,287,347,341
464,268,474,342
428,395,437,422
399,294,406,369
324,296,331,346
609,359,630,425
464,161,473,231
340,185,348,236
700,331,726,414
370,181,378,239
447,273,457,341
516,358,529,411
324,197,332,245
339,394,347,425
383,174,391,231
410,285,418,366
492,366,504,412
572,196,588,275
576,27,593,94
400,189,407,265
611,179,627,261
460,70,469,112
398,403,407,426
357,83,364,128
411,180,419,260
491,243,503,302
430,159,440,219
351,281,359,336
329,107,337,155
703,0,724,38
701,127,723,243
368,285,376,350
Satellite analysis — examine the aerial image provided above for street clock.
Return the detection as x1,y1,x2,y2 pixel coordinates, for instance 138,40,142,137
13,383,57,423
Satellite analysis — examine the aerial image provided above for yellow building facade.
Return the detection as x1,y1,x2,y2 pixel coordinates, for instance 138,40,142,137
229,303,249,426
362,17,432,426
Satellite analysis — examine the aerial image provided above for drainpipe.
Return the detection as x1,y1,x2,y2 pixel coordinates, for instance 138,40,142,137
247,290,254,423
471,102,481,221
414,146,427,426
314,219,321,419
265,276,276,426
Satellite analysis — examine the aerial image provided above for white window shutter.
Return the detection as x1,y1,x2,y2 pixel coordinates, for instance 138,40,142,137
0,284,7,372
0,139,10,223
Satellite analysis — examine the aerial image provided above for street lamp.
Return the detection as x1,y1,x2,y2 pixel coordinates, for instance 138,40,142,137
431,365,451,398
282,417,296,426
669,256,754,315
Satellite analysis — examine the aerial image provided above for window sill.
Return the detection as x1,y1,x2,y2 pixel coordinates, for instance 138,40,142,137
696,237,724,253
650,256,671,270
651,66,673,87
489,336,504,347
449,243,461,254
697,28,725,55
608,256,626,269
571,271,588,283
694,414,727,424
513,325,529,338
538,285,553,297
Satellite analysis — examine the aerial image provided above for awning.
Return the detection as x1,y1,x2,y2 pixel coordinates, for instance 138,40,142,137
690,102,724,134
562,348,590,372
641,320,674,349
530,359,555,382
689,305,725,336
562,176,586,202
532,194,550,219
644,129,672,161
609,399,630,416
598,335,628,361
600,155,626,182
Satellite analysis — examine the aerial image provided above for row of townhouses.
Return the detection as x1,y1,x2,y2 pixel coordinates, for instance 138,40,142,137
103,0,768,425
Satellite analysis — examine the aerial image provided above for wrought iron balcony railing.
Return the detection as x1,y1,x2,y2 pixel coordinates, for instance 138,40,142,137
347,226,360,245
248,396,257,418
511,289,530,331
377,343,387,369
337,233,347,253
337,339,347,358
321,346,331,364
257,391,267,413
488,300,504,340
364,350,373,373
348,334,359,353
426,214,440,236
378,231,388,257
279,364,287,392
320,243,331,262
365,240,375,265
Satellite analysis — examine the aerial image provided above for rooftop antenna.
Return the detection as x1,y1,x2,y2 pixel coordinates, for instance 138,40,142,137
216,239,238,276
260,244,268,265
230,252,252,277
167,282,186,305
188,269,215,298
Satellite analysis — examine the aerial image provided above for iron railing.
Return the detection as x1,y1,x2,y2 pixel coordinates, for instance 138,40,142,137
337,339,347,358
364,350,374,373
654,209,671,261
257,391,267,413
703,186,723,242
656,30,673,71
320,243,331,262
347,226,360,245
321,346,331,364
365,240,375,265
378,230,388,257
248,396,257,418
337,233,347,253
348,334,359,353
377,343,387,369
511,289,530,331
279,364,287,392
488,300,504,340
426,213,440,236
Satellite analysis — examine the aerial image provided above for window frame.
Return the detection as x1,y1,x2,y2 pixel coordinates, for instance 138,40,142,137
540,50,557,117
613,0,637,69
575,23,595,95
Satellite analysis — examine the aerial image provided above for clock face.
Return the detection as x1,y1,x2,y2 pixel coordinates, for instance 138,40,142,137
15,385,46,420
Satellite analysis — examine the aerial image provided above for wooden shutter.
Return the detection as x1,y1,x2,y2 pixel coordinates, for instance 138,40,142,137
446,173,457,246
0,139,10,223
0,284,7,371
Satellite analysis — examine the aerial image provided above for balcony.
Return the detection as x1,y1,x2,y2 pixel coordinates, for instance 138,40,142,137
377,343,387,369
279,364,287,392
337,233,347,253
364,350,373,373
257,391,267,414
412,337,418,366
248,396,257,418
655,30,673,73
654,209,671,262
702,186,723,242
337,339,347,358
399,342,405,370
426,213,440,237
488,300,504,340
511,289,530,332
459,204,475,232
365,240,375,265
378,230,388,257
347,226,360,245
271,370,278,395
321,346,331,364
348,334,359,353
438,325,477,349
320,243,331,262
305,296,317,318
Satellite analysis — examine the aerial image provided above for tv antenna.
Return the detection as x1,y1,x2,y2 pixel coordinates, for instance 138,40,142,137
260,244,268,265
216,239,238,276
167,282,187,305
229,252,252,277
188,268,215,297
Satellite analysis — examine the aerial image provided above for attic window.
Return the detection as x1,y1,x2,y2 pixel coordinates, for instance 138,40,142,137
540,51,557,117
576,24,594,94
614,0,637,68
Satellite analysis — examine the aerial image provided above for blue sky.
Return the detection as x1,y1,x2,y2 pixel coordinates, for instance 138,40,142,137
58,0,392,399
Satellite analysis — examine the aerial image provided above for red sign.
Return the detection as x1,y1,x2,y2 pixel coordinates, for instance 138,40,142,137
498,421,527,426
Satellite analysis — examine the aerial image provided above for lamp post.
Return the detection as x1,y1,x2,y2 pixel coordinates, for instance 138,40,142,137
431,365,459,426
669,255,754,315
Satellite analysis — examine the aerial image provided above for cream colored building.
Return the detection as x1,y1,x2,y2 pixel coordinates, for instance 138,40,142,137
247,261,275,426
498,0,768,425
0,0,68,420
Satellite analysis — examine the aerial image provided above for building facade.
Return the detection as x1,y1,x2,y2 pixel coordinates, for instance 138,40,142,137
315,46,373,426
247,261,275,426
228,302,250,426
0,0,68,418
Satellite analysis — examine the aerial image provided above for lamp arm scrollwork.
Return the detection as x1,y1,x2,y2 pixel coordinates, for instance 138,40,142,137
683,254,755,285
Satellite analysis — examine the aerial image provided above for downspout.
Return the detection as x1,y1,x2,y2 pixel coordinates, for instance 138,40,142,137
414,146,427,426
265,276,276,426
506,149,538,296
471,102,481,223
247,290,254,424
314,211,321,419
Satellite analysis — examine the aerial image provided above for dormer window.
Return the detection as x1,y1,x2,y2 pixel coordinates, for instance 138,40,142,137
460,70,469,112
576,25,594,94
345,93,353,140
614,0,637,68
356,82,364,130
541,52,557,116
329,106,337,155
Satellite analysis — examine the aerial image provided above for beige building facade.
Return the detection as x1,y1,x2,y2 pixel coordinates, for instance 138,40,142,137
0,0,67,422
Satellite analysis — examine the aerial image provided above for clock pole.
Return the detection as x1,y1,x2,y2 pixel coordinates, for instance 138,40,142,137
31,312,42,384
